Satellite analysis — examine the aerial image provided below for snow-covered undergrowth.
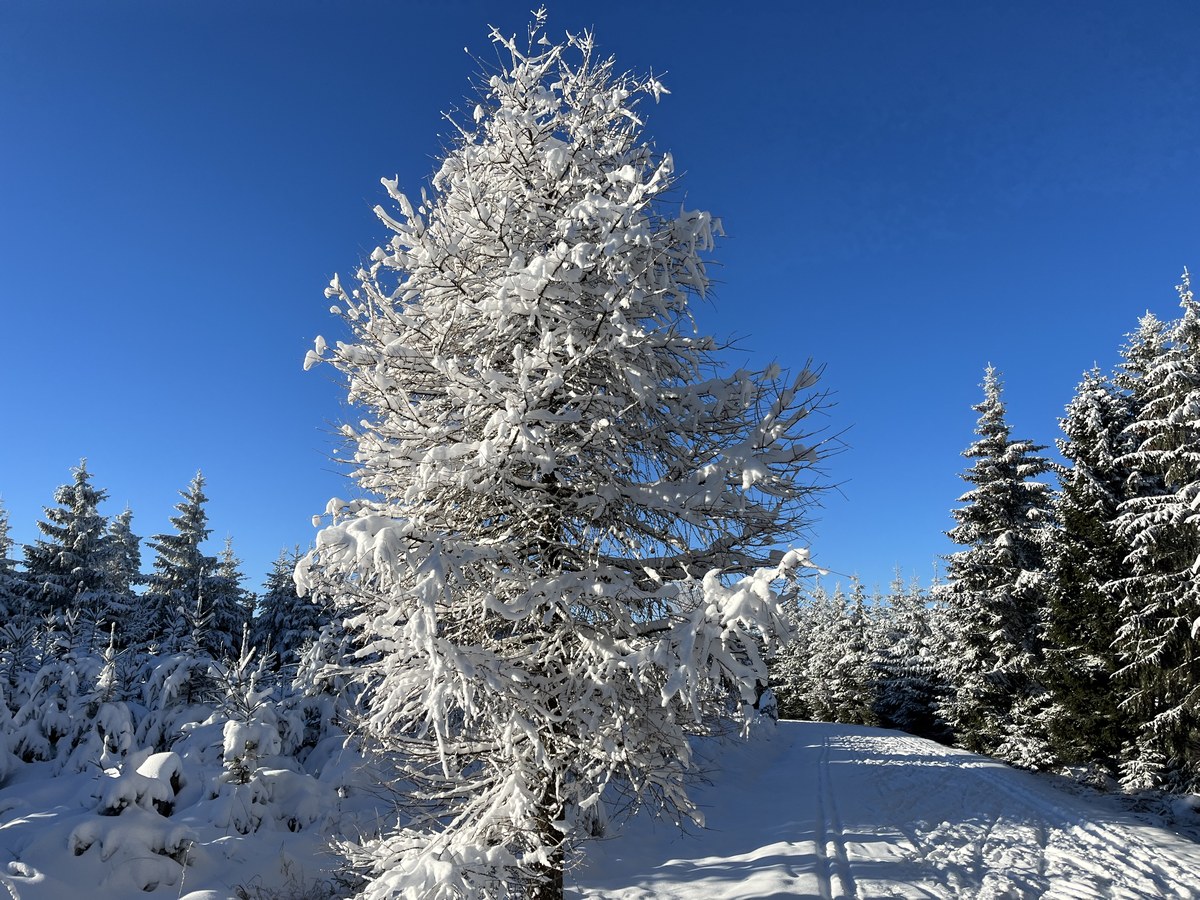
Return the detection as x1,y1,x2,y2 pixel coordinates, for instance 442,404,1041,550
0,725,388,898
0,631,396,899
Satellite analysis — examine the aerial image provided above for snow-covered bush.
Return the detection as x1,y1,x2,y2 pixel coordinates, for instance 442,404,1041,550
139,649,221,752
11,653,86,763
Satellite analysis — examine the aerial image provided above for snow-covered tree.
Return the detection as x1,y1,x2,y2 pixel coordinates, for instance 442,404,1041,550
203,537,253,659
1109,273,1200,788
204,633,287,835
253,547,328,670
772,578,886,724
797,581,850,723
138,598,222,752
1041,367,1136,773
872,573,948,741
104,506,142,594
141,472,218,651
828,577,878,726
777,577,882,727
56,627,136,774
9,610,99,766
0,500,24,623
299,16,829,899
770,579,826,721
22,461,119,649
937,367,1054,767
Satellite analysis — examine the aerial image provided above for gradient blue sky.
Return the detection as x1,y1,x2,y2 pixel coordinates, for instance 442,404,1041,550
3,1,1199,595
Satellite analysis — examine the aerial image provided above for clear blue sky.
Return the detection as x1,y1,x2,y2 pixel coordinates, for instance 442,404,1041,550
3,1,1199,595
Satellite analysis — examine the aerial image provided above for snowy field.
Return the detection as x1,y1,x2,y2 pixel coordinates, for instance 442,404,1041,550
574,721,1200,900
2,720,1199,898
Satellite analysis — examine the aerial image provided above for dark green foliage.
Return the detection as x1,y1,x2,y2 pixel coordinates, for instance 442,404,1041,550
253,547,330,670
21,461,125,650
0,502,24,623
1042,369,1136,773
937,367,1054,767
204,537,254,660
872,575,951,742
1109,279,1200,789
23,461,111,617
141,472,221,654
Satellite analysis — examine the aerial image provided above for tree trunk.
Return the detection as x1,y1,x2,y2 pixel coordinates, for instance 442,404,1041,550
528,843,564,900
528,785,564,900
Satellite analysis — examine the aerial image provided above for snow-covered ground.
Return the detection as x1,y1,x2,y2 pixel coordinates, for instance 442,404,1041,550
2,720,1199,898
574,721,1200,900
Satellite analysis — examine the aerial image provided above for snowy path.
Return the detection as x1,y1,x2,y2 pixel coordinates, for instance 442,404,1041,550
572,721,1200,899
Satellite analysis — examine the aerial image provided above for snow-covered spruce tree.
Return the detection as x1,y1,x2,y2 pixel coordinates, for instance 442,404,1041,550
253,547,329,671
937,366,1054,767
22,460,119,644
56,627,137,774
771,578,846,722
141,472,219,652
0,500,24,625
138,596,222,751
769,579,824,720
203,537,253,659
9,609,99,766
104,507,143,595
827,576,878,726
872,573,949,741
1110,274,1200,789
299,17,828,900
796,581,861,724
1040,367,1136,774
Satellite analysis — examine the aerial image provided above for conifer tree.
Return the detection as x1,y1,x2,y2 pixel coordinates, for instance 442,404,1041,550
204,537,253,659
801,581,851,723
1115,312,1170,408
254,547,328,670
10,609,94,764
828,576,878,726
1110,273,1200,788
138,594,222,751
1041,368,1135,773
873,573,948,741
22,461,116,646
104,507,142,596
770,579,827,721
938,367,1054,767
142,472,218,650
299,16,828,899
0,501,23,623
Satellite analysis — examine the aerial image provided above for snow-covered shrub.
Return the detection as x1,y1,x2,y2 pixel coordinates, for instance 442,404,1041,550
222,719,282,784
11,655,84,763
96,766,176,817
61,700,136,774
0,618,39,711
136,749,187,795
68,806,196,889
139,650,221,751
0,684,14,785
279,621,357,767
59,630,140,773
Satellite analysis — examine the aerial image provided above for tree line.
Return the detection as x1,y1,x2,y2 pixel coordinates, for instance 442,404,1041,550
772,272,1200,794
0,463,337,770
0,464,325,663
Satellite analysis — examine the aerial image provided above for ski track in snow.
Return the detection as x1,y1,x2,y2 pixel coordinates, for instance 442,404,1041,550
573,722,1200,900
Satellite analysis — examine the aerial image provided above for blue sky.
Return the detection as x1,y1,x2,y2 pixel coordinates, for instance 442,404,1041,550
3,1,1199,595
